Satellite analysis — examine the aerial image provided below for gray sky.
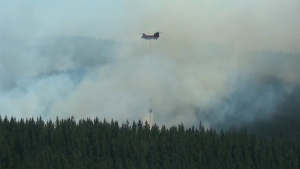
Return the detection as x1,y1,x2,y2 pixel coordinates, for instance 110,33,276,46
1,0,300,51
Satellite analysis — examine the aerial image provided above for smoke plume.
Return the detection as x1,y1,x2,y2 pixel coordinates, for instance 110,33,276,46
1,1,300,134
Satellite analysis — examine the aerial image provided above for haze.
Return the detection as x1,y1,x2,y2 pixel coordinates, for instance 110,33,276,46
1,1,300,129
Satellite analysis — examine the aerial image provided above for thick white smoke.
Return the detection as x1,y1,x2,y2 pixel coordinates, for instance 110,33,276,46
0,36,299,130
1,1,300,129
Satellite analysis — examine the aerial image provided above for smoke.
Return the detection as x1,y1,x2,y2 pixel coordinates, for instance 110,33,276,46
0,36,299,130
1,1,300,133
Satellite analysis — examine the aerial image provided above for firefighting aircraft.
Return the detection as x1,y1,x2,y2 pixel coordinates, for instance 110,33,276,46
141,32,160,40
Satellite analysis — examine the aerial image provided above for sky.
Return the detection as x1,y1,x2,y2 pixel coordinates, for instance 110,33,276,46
1,0,300,51
0,1,300,129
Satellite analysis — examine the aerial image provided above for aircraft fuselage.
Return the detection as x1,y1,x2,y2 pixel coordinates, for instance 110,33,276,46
141,32,160,40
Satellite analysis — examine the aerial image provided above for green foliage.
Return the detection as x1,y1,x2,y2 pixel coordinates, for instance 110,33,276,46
0,116,299,168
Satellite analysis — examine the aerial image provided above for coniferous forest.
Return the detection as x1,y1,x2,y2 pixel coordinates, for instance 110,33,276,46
0,116,299,168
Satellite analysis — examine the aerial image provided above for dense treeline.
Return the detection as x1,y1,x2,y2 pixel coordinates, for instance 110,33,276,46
0,116,299,168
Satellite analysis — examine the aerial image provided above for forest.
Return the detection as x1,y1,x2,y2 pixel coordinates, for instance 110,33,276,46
2,1,300,168
0,116,299,168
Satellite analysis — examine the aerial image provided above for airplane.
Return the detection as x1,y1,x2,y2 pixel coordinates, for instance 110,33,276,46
141,32,160,40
